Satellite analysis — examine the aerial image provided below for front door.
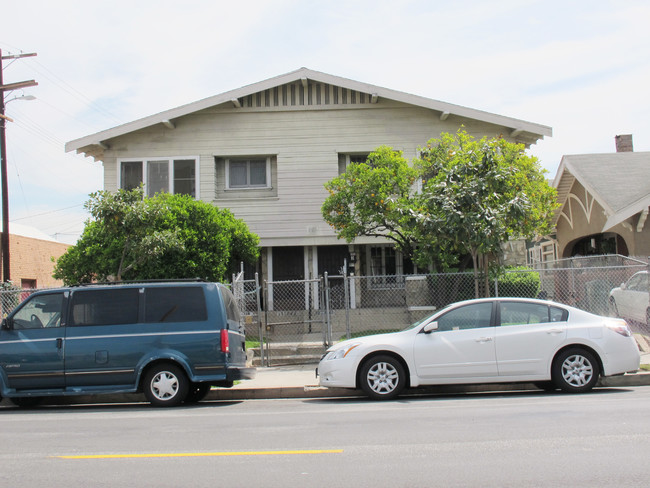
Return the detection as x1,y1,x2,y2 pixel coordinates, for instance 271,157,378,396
0,292,65,390
413,301,498,381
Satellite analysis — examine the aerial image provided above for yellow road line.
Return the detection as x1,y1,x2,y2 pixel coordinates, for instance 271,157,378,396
56,449,343,460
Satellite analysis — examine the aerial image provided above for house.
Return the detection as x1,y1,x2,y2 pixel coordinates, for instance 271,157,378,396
0,223,69,295
65,68,552,287
550,135,650,260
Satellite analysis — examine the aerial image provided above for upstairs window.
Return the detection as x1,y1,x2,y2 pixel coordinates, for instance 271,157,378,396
338,153,369,174
226,158,270,189
119,157,199,198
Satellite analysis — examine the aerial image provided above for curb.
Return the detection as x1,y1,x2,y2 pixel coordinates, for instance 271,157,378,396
2,372,648,407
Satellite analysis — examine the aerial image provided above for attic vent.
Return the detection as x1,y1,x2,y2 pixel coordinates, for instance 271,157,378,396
236,82,374,109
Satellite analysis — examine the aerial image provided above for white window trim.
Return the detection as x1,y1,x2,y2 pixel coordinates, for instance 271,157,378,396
117,156,200,199
225,157,272,190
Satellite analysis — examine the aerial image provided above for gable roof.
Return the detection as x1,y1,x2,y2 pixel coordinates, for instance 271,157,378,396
553,151,650,231
66,67,552,157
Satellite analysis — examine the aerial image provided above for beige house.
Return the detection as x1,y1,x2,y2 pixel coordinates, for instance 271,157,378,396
0,223,69,289
66,68,551,284
551,135,650,259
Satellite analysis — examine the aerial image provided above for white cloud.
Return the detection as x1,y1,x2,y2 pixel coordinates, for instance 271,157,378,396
1,0,649,241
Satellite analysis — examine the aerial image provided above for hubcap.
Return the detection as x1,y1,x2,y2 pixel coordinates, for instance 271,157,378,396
151,371,179,400
561,355,593,387
367,362,399,394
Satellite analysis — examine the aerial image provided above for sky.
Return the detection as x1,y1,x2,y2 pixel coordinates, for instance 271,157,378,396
1,0,649,244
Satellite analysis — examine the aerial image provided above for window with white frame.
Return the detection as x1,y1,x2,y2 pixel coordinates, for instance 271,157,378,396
226,158,271,189
119,158,198,198
338,153,369,174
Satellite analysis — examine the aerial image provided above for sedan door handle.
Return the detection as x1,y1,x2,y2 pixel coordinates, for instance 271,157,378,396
475,337,493,343
56,338,63,349
546,328,563,335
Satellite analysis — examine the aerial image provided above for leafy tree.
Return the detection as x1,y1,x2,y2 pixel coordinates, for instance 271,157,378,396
53,188,259,285
321,130,557,297
416,129,557,296
322,146,419,258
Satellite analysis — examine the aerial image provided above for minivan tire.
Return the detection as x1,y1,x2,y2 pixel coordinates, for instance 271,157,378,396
143,364,189,407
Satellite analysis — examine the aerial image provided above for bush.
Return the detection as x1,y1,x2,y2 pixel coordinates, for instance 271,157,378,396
496,268,541,298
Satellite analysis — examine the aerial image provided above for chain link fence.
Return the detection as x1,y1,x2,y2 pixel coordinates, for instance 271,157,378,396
231,255,649,366
1,255,647,367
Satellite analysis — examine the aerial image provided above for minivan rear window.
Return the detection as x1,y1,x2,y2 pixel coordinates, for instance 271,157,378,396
70,288,139,326
144,286,207,323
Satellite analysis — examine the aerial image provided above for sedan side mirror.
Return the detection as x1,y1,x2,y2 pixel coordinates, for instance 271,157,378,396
423,321,439,334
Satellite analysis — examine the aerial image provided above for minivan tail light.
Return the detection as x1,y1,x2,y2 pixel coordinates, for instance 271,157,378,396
220,329,230,353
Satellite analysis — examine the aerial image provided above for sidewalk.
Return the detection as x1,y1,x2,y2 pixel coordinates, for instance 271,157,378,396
212,351,650,401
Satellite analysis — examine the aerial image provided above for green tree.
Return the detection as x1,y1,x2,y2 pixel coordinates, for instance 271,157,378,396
415,129,557,296
53,188,259,285
321,131,557,297
322,146,419,258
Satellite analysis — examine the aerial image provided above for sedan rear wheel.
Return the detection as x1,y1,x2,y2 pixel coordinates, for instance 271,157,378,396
552,348,600,393
359,355,405,400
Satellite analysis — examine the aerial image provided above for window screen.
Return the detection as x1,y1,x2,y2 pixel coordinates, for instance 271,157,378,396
147,160,169,197
144,287,207,323
121,161,143,190
70,289,139,326
173,159,196,197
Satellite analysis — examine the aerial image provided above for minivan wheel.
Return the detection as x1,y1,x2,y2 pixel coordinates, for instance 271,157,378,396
143,364,189,407
185,383,211,403
359,355,406,400
552,348,600,393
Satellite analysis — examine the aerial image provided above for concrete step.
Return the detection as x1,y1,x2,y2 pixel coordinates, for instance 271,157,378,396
249,342,327,366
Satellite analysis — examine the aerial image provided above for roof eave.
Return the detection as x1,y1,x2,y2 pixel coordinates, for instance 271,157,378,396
65,67,552,154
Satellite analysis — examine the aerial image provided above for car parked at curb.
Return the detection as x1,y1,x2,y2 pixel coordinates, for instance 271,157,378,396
0,280,255,408
318,297,640,400
609,271,649,325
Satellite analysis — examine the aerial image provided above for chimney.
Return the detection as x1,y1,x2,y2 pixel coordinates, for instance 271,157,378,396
615,134,633,152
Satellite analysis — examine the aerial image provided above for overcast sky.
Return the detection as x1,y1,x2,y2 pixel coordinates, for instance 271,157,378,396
2,0,649,243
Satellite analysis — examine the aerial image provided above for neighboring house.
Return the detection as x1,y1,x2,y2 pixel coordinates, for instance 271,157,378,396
0,223,69,289
549,135,650,260
66,68,551,287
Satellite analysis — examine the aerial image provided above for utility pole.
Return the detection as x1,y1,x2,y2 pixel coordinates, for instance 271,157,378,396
0,49,37,283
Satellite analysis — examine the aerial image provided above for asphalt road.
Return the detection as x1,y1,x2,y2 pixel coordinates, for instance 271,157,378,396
1,387,649,487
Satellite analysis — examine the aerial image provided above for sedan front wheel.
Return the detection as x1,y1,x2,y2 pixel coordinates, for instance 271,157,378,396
359,355,406,400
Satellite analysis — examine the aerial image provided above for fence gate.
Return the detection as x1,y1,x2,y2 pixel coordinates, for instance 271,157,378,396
259,277,328,366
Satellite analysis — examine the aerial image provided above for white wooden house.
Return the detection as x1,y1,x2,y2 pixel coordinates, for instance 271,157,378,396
66,67,552,286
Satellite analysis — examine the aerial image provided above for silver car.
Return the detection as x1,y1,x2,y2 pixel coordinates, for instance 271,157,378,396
609,271,649,325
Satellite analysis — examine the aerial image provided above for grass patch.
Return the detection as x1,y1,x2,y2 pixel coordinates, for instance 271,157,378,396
639,364,650,372
339,329,401,341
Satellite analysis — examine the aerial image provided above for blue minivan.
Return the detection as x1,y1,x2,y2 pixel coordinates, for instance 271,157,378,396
0,281,255,407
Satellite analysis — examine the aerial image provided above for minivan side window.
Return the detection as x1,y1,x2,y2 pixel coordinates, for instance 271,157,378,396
144,287,207,323
12,293,64,329
69,288,139,326
219,287,241,324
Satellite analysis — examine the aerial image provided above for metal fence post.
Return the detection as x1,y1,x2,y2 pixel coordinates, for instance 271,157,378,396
324,272,332,346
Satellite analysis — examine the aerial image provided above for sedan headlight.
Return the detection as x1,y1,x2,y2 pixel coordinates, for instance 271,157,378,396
324,342,361,360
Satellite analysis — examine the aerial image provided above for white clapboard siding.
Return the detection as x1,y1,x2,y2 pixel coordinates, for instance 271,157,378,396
98,81,526,246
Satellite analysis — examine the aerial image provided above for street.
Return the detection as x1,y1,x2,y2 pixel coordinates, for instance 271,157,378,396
1,387,649,487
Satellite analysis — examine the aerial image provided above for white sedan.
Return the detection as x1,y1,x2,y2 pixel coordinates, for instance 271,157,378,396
318,297,640,400
609,271,649,325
